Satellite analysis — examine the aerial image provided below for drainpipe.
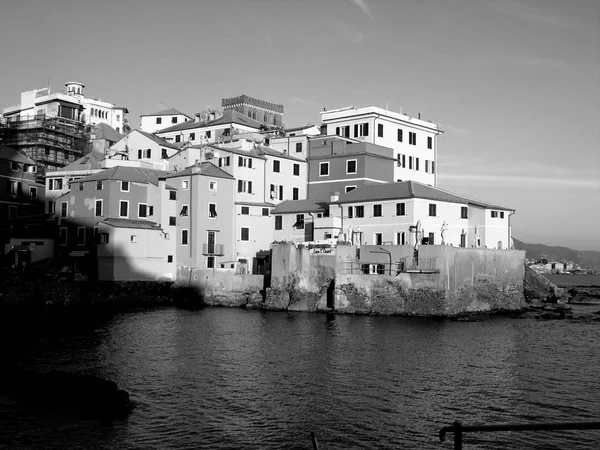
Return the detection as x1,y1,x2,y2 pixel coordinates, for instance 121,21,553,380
508,210,515,249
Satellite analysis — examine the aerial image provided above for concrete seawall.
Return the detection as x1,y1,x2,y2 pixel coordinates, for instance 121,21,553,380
265,244,526,316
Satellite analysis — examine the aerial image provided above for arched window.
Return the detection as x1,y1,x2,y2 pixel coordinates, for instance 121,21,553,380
252,110,256,120
273,114,277,125
264,112,268,122
247,109,251,118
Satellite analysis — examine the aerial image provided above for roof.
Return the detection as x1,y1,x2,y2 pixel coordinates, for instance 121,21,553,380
77,166,169,186
272,199,329,215
334,181,514,210
255,145,307,162
91,123,123,143
58,149,105,172
235,201,275,207
161,162,235,180
156,109,265,134
140,108,192,118
180,144,267,161
100,218,162,230
135,129,180,150
284,124,316,133
0,144,36,165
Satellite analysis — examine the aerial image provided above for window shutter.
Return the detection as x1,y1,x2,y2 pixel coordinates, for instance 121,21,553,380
238,180,243,192
249,158,253,169
279,185,283,200
138,149,142,159
248,181,252,194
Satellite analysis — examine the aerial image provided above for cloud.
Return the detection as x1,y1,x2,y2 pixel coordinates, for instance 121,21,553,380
483,0,586,28
439,173,600,189
349,0,373,19
290,96,321,107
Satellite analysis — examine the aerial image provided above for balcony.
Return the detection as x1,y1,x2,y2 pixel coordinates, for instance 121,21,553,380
202,243,225,256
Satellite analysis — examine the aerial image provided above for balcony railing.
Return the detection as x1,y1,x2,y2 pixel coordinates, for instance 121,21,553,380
340,257,439,275
202,243,225,256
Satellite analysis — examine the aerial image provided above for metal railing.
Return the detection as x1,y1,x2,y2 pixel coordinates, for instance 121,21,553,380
439,420,600,449
202,243,225,256
340,257,438,275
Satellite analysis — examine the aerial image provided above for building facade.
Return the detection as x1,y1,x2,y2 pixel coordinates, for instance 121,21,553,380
140,108,193,134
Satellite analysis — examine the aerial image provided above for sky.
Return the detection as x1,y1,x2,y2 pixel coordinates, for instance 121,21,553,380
0,0,599,250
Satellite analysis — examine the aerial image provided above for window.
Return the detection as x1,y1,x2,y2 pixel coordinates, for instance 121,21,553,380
500,212,505,219
60,202,68,218
409,157,413,170
209,203,217,218
373,204,382,217
293,188,299,200
168,255,173,263
171,116,178,124
138,204,147,218
428,136,433,149
355,206,364,218
169,216,176,226
348,206,353,218
409,132,416,145
207,256,215,268
429,204,437,217
432,161,435,174
354,122,369,137
241,227,249,241
293,164,300,176
181,229,188,245
49,178,63,191
48,201,55,214
279,185,283,200
345,186,356,193
335,125,350,137
180,205,188,216
121,181,129,192
397,154,403,167
262,208,269,216
295,142,302,152
294,214,304,229
145,149,152,159
182,180,189,189
396,202,406,216
396,231,406,245
59,228,68,246
275,215,282,230
79,182,84,191
238,156,244,167
10,161,19,171
190,133,195,140
397,129,403,142
175,135,181,143
77,227,86,246
149,206,154,216
415,158,419,171
8,205,17,218
238,180,253,193
241,206,249,215
206,130,212,138
346,159,357,174
319,162,329,176
96,180,103,190
95,200,103,217
491,211,499,218
29,187,37,200
169,190,177,200
273,160,280,173
119,201,129,218
138,149,142,159
162,149,168,159
209,180,217,191
377,123,384,137
428,233,435,245
461,207,468,219
374,233,383,245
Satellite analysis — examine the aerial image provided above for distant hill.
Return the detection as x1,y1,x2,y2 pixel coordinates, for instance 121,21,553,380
513,238,600,270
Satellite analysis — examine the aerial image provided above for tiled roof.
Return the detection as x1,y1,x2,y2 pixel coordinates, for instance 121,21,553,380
156,109,265,134
283,124,316,133
161,162,235,180
92,123,123,143
77,166,169,186
0,144,36,165
135,129,180,150
335,181,514,210
235,201,275,207
140,108,192,118
255,145,307,162
272,199,329,215
58,149,105,172
183,144,266,161
100,218,162,230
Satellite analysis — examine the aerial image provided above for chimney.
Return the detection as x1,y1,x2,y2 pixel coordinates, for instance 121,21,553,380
195,113,201,123
330,191,340,203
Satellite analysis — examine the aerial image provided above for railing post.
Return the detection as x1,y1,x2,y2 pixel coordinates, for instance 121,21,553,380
454,420,462,450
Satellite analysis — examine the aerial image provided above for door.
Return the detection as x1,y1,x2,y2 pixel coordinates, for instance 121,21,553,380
207,231,215,254
460,233,466,248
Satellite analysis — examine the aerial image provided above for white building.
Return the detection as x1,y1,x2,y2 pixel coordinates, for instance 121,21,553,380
272,181,514,250
107,129,181,170
320,106,442,186
2,81,129,134
140,108,193,134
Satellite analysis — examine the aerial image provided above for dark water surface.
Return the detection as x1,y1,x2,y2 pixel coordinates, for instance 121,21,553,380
2,306,600,449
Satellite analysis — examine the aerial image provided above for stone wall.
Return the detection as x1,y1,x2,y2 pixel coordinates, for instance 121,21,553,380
267,244,526,316
176,266,265,307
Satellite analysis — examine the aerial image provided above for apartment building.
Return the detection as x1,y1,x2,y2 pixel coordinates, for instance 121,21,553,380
108,129,180,169
140,108,193,134
320,106,441,186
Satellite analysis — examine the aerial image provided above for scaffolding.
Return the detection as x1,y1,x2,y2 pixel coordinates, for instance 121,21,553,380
0,114,91,172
